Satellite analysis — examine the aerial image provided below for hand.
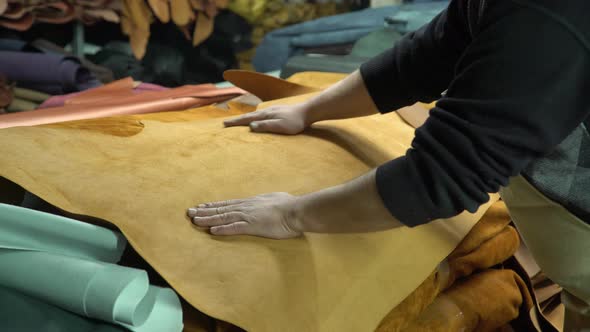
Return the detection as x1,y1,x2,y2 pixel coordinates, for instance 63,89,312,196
187,192,303,239
223,104,310,135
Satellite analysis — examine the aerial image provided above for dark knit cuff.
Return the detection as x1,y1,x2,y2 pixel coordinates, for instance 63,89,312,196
375,156,435,227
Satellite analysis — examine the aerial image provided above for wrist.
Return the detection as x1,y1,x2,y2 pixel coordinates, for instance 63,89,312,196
289,195,307,233
299,101,318,128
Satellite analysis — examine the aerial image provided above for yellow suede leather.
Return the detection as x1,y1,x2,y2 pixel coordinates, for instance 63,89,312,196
0,72,497,331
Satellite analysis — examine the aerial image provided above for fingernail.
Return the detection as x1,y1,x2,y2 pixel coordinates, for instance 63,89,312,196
210,227,218,234
187,208,197,217
197,203,206,208
250,122,259,130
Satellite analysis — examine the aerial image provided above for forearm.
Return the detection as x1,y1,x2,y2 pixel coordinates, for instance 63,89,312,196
294,168,403,233
302,70,379,126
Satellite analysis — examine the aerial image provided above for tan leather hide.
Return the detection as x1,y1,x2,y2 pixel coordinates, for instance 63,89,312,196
0,72,496,331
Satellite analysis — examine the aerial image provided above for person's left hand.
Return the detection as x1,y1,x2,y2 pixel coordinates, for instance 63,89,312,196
187,192,303,239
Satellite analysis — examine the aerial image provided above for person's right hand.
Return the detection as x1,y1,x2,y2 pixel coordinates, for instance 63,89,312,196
223,104,311,135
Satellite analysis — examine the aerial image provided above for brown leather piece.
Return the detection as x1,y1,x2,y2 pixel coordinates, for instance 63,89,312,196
35,1,75,24
223,70,321,101
2,3,27,19
193,11,213,46
121,0,153,59
0,13,34,31
148,0,171,23
214,0,228,9
170,0,194,26
82,8,120,23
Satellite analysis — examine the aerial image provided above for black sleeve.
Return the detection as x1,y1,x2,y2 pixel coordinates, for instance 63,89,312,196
368,2,590,226
360,0,472,112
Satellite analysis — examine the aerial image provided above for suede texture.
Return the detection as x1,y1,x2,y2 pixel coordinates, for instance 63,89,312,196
0,71,497,331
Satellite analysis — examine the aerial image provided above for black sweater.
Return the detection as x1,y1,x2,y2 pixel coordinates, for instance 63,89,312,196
360,0,590,226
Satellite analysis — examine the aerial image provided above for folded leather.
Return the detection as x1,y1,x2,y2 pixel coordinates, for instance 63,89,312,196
376,201,522,332
403,269,533,332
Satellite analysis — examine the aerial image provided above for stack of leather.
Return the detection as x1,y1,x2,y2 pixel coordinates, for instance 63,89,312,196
0,0,119,31
230,0,345,70
120,0,229,59
0,0,229,60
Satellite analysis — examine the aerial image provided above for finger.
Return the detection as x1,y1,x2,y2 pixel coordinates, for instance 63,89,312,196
250,119,290,133
187,205,238,218
210,221,251,236
223,111,268,127
196,199,246,209
192,211,247,227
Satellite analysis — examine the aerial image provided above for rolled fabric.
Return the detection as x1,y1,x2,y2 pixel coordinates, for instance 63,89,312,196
13,87,50,103
0,203,126,261
6,97,38,112
0,204,183,332
30,39,116,83
0,286,126,332
0,51,101,94
0,249,183,331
